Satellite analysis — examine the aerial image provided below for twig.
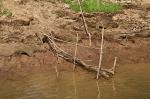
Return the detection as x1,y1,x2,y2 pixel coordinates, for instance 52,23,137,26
97,28,104,79
77,0,92,46
73,33,79,71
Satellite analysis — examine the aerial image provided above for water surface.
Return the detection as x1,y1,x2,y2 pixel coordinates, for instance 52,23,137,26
0,64,150,99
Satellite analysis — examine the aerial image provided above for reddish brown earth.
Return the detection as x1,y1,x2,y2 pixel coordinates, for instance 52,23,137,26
0,0,150,75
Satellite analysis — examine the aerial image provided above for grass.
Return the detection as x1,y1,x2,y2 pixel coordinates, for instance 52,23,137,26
0,1,12,17
64,0,122,13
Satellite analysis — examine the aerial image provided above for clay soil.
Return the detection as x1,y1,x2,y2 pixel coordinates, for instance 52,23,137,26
0,0,150,75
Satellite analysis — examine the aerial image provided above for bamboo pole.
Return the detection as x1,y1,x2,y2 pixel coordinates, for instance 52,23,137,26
73,33,79,71
106,57,118,75
77,0,92,46
96,28,104,79
112,57,117,73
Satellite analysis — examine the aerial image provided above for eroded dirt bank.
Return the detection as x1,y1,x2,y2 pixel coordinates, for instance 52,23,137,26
0,0,150,73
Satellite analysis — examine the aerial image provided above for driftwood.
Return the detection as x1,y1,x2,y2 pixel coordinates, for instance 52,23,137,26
41,34,116,78
116,30,150,39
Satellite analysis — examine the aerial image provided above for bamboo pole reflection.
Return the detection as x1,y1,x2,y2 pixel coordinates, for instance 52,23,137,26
112,78,117,99
96,81,103,99
73,72,78,99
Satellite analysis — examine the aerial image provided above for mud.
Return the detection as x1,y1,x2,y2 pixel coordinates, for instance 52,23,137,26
0,0,150,72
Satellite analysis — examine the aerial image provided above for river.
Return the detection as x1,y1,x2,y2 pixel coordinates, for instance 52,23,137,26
0,64,149,99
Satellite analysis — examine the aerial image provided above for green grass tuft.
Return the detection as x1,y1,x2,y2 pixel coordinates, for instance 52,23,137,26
0,1,12,17
64,0,122,13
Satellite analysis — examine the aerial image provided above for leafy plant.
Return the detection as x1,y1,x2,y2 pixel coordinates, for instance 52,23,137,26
64,0,122,13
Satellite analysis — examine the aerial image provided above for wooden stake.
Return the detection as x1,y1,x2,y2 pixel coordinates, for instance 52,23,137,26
112,57,117,73
97,28,104,79
73,33,79,71
106,57,118,75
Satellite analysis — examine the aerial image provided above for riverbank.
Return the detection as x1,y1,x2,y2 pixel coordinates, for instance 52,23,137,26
0,0,150,73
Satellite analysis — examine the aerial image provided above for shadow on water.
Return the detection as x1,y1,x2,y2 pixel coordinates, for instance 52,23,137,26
0,64,150,99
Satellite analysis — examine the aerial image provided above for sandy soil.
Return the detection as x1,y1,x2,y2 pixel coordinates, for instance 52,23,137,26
143,0,150,4
0,0,150,73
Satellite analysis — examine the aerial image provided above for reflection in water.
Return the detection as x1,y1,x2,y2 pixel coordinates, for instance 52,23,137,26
73,73,78,99
0,64,150,99
96,81,101,99
112,78,117,99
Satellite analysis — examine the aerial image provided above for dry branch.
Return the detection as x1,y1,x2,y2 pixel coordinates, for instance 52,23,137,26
116,30,150,39
42,33,115,78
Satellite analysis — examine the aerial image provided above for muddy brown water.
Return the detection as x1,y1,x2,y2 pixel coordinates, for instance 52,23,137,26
0,64,150,99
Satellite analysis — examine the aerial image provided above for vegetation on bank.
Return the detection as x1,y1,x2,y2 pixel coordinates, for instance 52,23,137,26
64,0,122,13
0,1,12,17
